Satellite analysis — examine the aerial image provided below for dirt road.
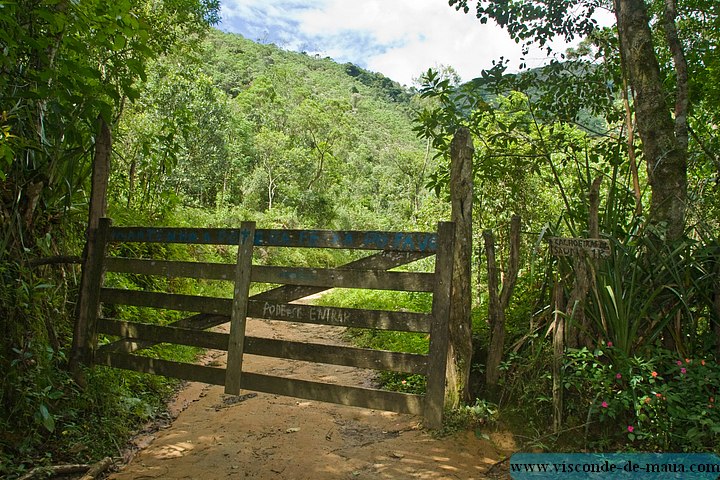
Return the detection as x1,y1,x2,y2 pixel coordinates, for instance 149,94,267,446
108,317,514,479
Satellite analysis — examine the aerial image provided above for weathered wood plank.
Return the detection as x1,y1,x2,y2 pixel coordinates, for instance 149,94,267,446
103,258,433,292
97,318,229,350
97,319,427,373
108,226,438,252
99,313,229,354
96,319,427,373
242,372,424,414
98,289,431,332
225,222,255,395
100,288,232,315
253,266,434,292
244,337,428,374
253,229,437,252
95,352,425,414
72,217,112,367
247,301,431,332
549,237,611,259
104,257,235,280
251,251,431,302
425,221,455,429
95,350,226,386
108,227,251,246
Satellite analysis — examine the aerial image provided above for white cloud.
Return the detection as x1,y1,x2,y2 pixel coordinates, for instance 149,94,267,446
219,0,600,86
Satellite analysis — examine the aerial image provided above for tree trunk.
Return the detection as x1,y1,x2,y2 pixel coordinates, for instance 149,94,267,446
565,256,589,348
447,127,474,407
127,158,136,209
715,261,720,359
662,0,689,154
621,75,643,216
87,116,112,231
615,0,687,240
483,229,502,390
484,215,520,393
70,116,112,373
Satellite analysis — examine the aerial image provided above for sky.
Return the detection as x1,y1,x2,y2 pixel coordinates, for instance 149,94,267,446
218,0,606,87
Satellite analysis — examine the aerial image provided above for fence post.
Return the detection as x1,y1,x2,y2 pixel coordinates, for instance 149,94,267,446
448,127,474,407
71,217,112,368
225,221,256,395
425,221,455,428
552,272,566,433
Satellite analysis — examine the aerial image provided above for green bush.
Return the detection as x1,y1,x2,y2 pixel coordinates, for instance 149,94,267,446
439,398,499,437
378,372,427,394
564,345,720,452
0,339,179,479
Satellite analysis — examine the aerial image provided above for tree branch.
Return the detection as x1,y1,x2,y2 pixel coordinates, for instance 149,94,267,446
17,456,113,480
499,215,521,309
663,0,690,152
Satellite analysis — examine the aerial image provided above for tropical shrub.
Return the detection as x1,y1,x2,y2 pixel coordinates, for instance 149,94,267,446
564,345,720,452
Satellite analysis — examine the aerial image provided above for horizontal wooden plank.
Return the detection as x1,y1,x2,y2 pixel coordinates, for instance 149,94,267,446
108,226,437,252
247,300,432,332
99,289,431,332
100,313,229,354
103,259,434,292
253,266,434,292
95,350,226,386
253,229,437,252
98,319,427,374
95,353,425,414
100,288,232,315
105,257,235,280
240,372,425,415
97,318,229,350
245,337,428,374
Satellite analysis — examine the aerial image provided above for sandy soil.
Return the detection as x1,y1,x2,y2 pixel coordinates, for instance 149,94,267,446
107,316,515,480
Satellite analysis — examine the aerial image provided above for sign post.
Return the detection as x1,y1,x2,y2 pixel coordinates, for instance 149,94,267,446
547,236,610,432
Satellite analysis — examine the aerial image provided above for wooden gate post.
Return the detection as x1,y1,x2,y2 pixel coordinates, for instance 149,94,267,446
225,221,256,395
448,127,474,408
70,117,112,374
425,221,455,428
71,217,112,368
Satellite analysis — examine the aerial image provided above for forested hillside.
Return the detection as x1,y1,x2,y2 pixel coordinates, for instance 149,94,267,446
2,0,720,477
112,29,441,231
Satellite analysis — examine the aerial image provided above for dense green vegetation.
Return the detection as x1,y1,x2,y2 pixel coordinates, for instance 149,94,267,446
421,0,720,452
112,29,441,231
1,0,719,476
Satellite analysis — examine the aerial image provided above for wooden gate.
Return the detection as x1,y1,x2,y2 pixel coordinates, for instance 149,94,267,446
75,219,455,427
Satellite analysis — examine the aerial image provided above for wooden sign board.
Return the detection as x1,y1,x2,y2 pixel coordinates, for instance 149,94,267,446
549,237,611,259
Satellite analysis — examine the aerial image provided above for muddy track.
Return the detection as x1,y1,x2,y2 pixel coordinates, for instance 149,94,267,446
107,317,514,479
